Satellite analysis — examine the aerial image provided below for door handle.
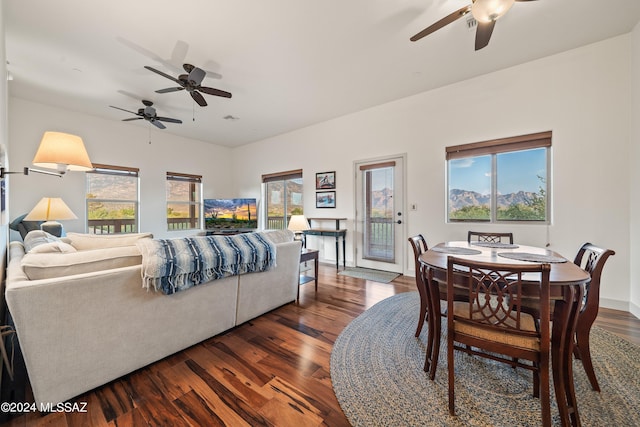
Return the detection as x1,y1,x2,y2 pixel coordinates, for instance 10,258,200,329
396,220,402,224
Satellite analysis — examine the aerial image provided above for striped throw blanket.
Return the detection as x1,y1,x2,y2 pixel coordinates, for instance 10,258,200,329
136,232,276,295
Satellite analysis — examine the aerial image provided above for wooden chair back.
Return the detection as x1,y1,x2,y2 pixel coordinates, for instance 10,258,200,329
572,242,615,391
408,235,428,272
408,235,429,337
573,243,615,325
446,256,552,425
467,231,514,244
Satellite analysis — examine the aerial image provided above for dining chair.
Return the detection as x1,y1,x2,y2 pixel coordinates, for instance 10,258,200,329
572,243,615,392
446,257,552,426
420,258,468,380
467,231,514,244
408,235,430,337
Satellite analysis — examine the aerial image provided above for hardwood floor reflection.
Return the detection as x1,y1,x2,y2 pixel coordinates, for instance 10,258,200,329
5,264,639,426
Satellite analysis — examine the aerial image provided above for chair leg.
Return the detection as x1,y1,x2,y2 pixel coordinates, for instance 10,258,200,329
415,297,428,337
429,316,441,381
448,331,455,415
533,362,540,398
423,311,434,373
575,329,600,392
540,362,552,427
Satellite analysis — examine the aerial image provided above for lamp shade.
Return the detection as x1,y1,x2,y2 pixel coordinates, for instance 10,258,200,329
472,0,515,23
32,131,93,172
24,197,78,221
288,215,310,232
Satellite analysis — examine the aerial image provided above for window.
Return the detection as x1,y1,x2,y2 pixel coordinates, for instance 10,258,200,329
86,164,139,234
166,172,202,230
446,131,551,223
262,169,303,229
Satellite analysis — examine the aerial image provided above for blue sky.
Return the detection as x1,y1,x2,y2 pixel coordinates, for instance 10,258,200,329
449,148,546,195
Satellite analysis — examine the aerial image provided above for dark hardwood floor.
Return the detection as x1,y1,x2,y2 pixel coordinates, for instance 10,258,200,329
4,263,640,426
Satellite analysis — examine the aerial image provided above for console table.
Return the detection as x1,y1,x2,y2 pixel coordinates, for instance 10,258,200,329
303,218,347,271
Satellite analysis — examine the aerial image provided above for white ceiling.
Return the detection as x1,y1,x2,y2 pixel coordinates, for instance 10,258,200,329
5,0,640,147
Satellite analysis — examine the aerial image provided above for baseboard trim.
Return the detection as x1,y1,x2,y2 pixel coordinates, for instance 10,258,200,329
601,297,632,314
629,301,640,319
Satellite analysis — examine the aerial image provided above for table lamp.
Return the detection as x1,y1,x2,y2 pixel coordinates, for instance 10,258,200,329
24,197,78,237
288,215,310,244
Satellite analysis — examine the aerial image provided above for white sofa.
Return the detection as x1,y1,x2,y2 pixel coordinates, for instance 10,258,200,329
5,230,302,406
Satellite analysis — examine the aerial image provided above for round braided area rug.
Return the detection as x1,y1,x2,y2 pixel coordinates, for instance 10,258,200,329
330,292,640,426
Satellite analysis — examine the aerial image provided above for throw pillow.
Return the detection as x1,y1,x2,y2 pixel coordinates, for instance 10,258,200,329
10,214,43,240
29,241,77,254
23,230,61,253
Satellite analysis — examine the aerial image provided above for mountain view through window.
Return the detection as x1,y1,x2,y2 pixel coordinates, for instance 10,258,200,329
448,147,547,222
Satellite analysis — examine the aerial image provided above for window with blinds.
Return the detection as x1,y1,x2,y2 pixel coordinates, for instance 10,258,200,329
262,169,303,229
446,131,551,223
86,164,139,234
166,172,202,231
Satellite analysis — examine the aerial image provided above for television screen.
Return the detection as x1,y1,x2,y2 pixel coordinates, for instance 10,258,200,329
204,198,257,230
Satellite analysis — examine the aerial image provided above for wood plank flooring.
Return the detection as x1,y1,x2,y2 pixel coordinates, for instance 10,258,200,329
4,264,640,426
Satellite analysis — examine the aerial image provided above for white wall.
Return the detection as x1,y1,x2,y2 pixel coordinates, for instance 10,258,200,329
630,23,640,318
7,98,234,239
233,35,633,311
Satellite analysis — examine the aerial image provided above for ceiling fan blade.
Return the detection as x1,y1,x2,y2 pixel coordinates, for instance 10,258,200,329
475,20,496,50
156,87,184,94
410,5,472,42
151,120,166,129
109,105,138,115
156,117,183,124
122,117,143,122
191,91,208,107
188,67,206,86
199,86,232,98
144,66,182,84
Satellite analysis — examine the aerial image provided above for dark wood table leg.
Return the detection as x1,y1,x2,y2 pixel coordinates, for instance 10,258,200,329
334,235,339,271
342,235,346,269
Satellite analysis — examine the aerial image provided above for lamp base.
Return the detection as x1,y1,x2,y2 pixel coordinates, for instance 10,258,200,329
41,221,63,237
294,231,307,245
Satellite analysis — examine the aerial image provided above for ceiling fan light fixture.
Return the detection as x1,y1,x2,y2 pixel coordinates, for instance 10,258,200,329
472,0,515,23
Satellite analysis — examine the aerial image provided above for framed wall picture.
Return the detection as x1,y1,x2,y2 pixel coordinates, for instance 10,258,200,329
316,171,336,189
316,191,336,208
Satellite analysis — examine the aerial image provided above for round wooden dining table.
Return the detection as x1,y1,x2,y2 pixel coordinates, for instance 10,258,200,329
419,241,590,427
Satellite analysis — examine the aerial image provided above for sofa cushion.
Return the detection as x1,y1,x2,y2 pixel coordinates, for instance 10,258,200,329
262,229,294,244
21,246,143,280
23,230,63,252
66,232,153,251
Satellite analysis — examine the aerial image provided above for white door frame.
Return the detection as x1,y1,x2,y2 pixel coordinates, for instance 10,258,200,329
353,153,407,274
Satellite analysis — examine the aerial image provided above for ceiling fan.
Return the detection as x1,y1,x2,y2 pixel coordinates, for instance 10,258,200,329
144,63,232,107
109,100,182,129
410,0,537,51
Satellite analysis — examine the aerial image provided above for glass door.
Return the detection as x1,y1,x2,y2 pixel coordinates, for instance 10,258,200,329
355,155,405,273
